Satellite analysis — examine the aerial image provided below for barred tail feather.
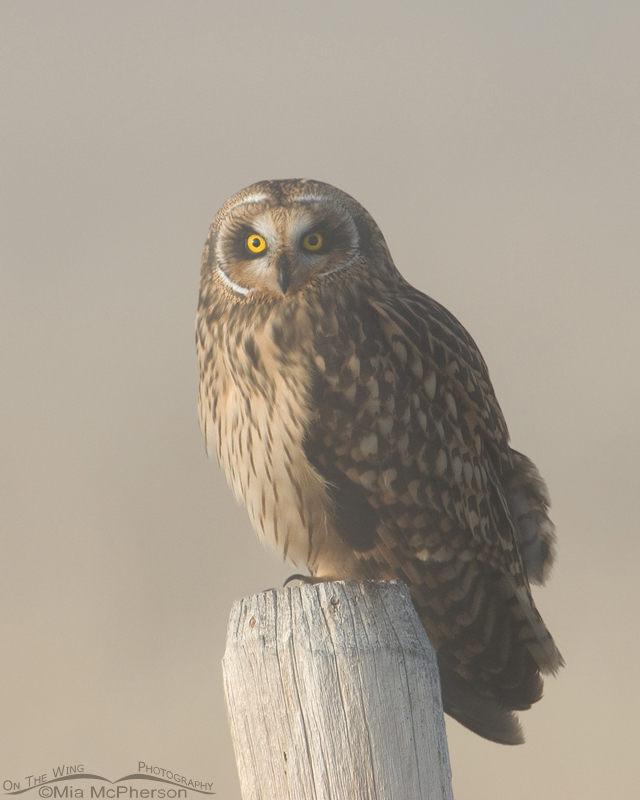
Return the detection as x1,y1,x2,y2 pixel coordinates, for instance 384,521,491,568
439,668,525,745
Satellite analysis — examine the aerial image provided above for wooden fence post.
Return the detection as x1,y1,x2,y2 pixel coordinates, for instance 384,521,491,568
222,580,454,800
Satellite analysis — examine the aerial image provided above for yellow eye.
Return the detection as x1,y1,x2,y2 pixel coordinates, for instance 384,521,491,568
302,232,323,251
246,233,266,253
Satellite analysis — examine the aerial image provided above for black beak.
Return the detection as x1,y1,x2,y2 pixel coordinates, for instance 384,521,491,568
277,253,291,294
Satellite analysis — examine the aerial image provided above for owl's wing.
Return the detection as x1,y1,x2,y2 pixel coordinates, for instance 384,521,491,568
305,283,562,743
372,292,558,584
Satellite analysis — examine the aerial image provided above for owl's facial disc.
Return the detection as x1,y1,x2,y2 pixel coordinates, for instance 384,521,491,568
214,196,360,297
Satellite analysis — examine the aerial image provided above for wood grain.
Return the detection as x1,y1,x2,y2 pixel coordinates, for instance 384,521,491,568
223,580,453,800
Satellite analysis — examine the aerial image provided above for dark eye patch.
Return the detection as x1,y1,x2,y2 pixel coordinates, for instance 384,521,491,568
300,215,352,254
227,225,267,260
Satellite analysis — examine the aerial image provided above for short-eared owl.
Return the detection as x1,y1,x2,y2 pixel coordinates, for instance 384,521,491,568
196,179,562,744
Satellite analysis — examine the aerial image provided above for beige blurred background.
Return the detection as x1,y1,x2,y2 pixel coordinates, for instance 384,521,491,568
1,1,639,798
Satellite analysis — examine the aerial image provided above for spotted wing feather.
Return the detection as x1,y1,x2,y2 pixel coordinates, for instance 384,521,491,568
305,282,563,743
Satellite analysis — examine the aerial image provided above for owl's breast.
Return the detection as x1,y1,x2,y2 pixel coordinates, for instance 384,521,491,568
196,295,361,576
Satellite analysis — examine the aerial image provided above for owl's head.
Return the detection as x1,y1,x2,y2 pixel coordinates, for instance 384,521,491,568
201,179,395,299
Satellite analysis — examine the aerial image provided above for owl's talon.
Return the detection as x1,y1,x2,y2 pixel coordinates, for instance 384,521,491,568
283,573,313,587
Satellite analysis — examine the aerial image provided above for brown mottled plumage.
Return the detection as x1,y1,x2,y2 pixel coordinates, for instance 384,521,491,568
196,179,563,744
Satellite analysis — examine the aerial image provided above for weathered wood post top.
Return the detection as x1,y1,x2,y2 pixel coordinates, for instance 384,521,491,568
223,579,454,800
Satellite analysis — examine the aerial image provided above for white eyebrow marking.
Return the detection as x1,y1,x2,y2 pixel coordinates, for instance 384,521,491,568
293,195,328,204
231,193,268,209
217,267,254,296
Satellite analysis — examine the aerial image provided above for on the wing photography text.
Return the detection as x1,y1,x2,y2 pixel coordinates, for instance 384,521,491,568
2,764,215,797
